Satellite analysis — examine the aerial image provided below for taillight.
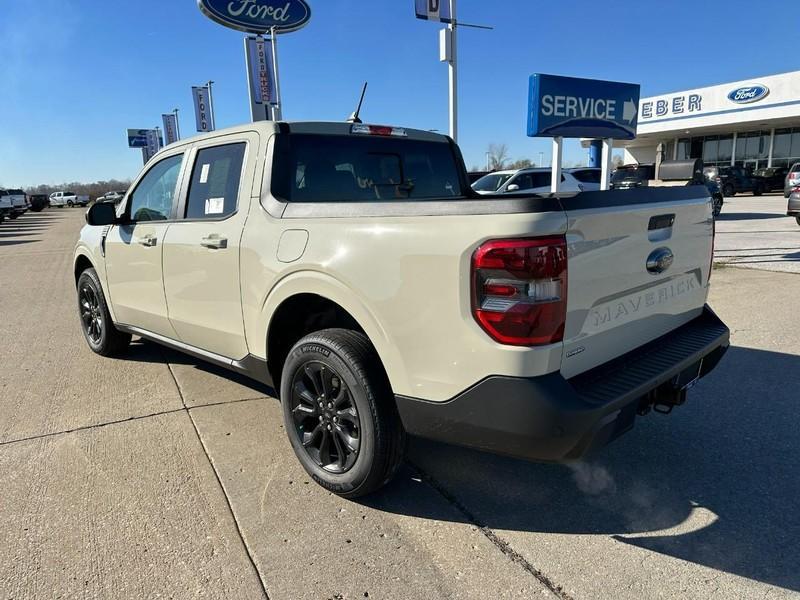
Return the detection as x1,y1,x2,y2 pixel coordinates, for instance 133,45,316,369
471,237,568,346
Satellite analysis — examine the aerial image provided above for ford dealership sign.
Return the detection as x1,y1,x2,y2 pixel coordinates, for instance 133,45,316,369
727,85,769,104
198,0,311,34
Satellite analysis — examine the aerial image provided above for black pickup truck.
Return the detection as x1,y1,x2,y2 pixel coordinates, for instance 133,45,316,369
714,166,765,197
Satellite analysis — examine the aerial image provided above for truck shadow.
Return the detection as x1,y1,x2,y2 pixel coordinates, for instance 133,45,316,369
716,212,785,221
366,346,800,593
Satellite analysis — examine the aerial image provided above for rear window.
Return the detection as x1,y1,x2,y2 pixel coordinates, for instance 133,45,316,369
0,190,7,196
8,189,24,195
570,169,601,184
273,134,464,202
611,166,652,182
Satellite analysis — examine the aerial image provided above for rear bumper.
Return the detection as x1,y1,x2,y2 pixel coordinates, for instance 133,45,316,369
396,305,729,462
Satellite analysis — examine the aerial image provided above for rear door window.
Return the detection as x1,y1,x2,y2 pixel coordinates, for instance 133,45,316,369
184,143,245,219
274,134,463,202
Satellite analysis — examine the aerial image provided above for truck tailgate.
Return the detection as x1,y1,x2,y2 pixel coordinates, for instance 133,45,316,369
559,187,713,379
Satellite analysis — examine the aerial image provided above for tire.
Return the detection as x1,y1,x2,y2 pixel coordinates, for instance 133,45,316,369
723,183,734,197
796,216,800,227
280,328,405,498
67,201,74,207
753,185,762,197
712,196,723,218
76,268,131,356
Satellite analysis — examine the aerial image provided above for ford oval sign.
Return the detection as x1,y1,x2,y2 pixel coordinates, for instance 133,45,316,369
727,85,769,105
198,0,311,34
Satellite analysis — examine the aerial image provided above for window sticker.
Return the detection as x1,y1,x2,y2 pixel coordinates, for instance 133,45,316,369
200,163,211,184
205,197,224,215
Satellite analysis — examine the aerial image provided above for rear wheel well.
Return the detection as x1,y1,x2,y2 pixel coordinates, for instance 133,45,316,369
74,255,94,284
267,294,366,388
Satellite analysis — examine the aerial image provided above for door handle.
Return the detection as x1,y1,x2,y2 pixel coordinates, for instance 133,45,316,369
137,235,157,247
200,235,228,249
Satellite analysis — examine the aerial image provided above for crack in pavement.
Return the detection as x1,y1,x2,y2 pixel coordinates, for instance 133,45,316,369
163,358,272,600
0,396,269,448
408,459,575,600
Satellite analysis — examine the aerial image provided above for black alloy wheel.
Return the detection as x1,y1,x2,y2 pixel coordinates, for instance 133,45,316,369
280,328,405,498
290,361,361,474
79,283,103,345
723,183,734,197
76,268,131,356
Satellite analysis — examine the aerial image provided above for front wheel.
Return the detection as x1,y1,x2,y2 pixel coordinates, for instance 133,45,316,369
722,184,734,197
280,329,405,498
796,216,800,227
77,268,131,356
67,201,74,207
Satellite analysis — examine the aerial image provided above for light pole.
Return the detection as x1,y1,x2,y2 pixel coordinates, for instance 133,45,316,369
538,151,544,168
206,80,216,130
485,151,491,171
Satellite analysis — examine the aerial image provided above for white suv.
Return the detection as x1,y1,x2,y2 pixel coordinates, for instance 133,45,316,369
472,167,584,195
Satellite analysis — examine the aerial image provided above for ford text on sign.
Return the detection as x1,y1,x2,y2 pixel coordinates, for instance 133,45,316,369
527,74,641,140
198,0,311,34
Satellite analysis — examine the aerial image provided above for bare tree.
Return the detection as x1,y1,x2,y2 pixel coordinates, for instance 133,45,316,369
508,158,534,170
487,143,509,171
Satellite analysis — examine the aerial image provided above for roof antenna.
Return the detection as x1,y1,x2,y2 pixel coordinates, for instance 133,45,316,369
347,82,368,123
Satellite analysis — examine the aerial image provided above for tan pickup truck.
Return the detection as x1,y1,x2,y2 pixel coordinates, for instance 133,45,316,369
74,121,729,497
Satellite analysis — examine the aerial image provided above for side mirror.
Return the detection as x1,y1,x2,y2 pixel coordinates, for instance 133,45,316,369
505,183,520,192
85,201,117,226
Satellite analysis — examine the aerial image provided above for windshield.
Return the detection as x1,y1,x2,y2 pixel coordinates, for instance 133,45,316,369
273,134,464,202
611,167,649,182
472,173,512,192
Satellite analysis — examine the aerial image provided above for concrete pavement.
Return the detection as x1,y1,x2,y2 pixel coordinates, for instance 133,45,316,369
0,208,798,599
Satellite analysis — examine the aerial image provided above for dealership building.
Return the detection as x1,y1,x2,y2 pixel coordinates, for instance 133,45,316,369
619,70,800,170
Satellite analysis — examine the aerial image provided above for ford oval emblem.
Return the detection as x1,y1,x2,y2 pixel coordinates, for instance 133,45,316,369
198,0,311,34
646,247,674,274
727,84,769,105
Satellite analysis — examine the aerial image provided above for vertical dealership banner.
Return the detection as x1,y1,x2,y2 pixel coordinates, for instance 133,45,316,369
162,113,179,145
145,129,161,162
247,37,276,105
414,0,453,23
192,86,215,132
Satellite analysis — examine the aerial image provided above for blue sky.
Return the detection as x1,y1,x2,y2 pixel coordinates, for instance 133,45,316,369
1,0,797,186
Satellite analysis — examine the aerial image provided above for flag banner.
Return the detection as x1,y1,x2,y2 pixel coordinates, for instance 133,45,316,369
192,86,214,132
246,37,277,105
162,113,179,144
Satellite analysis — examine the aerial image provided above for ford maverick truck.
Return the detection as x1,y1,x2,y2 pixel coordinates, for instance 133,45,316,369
74,121,729,497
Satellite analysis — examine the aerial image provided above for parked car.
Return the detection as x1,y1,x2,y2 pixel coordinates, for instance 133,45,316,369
472,167,583,195
6,189,28,217
567,167,602,191
50,191,89,207
753,167,789,192
74,121,729,498
717,166,764,197
0,189,12,223
787,187,800,226
785,162,800,198
609,163,656,189
28,194,49,212
96,191,126,204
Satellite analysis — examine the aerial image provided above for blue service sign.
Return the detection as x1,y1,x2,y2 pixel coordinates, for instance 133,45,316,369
127,129,149,148
527,74,640,140
198,0,311,34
